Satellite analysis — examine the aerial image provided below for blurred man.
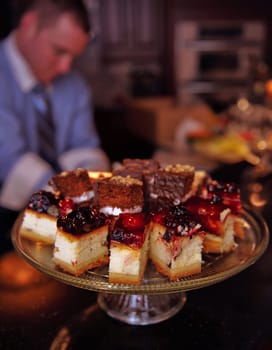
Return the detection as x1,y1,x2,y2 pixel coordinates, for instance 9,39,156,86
0,0,110,214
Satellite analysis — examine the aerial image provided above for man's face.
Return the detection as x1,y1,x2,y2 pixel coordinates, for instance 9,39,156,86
26,13,89,84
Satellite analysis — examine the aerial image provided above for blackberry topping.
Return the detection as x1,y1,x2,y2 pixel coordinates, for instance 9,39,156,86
207,181,239,196
111,226,144,247
225,183,239,194
169,205,188,217
57,206,108,235
210,194,222,204
154,204,202,241
162,230,173,242
28,190,59,216
206,180,241,213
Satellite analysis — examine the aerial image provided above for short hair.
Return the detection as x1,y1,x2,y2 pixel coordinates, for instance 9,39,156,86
13,0,91,33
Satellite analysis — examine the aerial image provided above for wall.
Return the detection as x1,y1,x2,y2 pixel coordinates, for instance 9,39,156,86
77,1,272,108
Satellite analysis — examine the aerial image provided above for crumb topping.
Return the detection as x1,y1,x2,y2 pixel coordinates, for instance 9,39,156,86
164,164,194,174
109,175,143,186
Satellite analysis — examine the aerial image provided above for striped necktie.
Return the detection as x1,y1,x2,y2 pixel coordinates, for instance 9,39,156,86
31,85,56,167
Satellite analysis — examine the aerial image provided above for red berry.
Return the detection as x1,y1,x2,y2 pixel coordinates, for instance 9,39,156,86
59,198,75,216
120,213,146,231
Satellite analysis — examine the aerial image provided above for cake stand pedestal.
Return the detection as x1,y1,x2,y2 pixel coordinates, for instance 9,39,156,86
97,292,187,325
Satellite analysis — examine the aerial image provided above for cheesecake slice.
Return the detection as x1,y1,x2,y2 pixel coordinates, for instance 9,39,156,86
21,190,61,244
184,179,243,253
148,205,205,280
109,212,150,285
53,206,110,275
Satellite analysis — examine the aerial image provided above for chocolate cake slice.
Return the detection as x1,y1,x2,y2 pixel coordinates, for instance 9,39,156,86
113,158,160,180
93,175,144,216
49,168,93,203
145,164,195,211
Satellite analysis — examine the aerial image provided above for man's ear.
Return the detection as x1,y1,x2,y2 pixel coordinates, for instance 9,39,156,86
19,11,39,37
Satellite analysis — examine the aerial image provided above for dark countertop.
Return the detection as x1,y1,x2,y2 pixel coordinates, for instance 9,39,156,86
1,162,272,350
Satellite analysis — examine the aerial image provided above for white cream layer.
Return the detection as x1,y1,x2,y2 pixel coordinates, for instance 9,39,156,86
109,245,141,275
100,205,142,216
53,228,108,267
21,211,57,244
72,190,94,203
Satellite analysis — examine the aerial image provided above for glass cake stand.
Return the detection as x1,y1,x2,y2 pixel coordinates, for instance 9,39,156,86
12,205,269,330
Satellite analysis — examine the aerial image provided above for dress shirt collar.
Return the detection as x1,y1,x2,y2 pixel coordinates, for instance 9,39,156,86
3,31,38,93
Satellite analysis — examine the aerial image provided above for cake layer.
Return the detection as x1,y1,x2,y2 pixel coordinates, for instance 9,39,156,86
50,168,93,200
21,209,57,244
93,175,144,215
202,214,236,254
184,196,236,254
109,212,150,284
148,222,204,280
21,190,60,244
145,164,195,211
109,238,149,285
53,206,110,275
113,158,160,180
53,224,109,276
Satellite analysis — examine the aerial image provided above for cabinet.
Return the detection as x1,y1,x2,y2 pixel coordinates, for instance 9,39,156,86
100,0,164,62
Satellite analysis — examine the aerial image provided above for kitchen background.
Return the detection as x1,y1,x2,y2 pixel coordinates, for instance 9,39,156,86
80,0,272,109
1,0,272,161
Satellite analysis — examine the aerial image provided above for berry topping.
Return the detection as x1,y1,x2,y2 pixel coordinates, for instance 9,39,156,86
111,227,145,248
111,213,147,248
59,198,75,216
205,180,241,213
150,204,202,241
57,206,108,235
28,190,59,216
184,196,228,234
119,212,146,230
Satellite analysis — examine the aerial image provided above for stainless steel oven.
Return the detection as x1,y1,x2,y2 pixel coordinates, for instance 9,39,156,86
175,21,266,110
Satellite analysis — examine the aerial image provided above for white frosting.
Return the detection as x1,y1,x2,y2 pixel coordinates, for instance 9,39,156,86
100,206,142,216
72,190,94,203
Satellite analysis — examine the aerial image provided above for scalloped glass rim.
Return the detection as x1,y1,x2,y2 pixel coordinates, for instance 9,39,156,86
11,205,269,295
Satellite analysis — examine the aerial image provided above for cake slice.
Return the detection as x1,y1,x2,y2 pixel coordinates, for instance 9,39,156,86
49,168,93,203
148,205,205,280
190,170,211,196
109,212,150,285
21,190,61,244
197,179,244,240
204,180,242,214
144,164,195,211
113,158,161,212
53,206,110,275
184,196,237,254
49,168,110,204
113,158,160,180
93,175,144,216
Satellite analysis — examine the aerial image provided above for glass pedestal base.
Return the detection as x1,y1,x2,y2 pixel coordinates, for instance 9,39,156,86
97,292,187,325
